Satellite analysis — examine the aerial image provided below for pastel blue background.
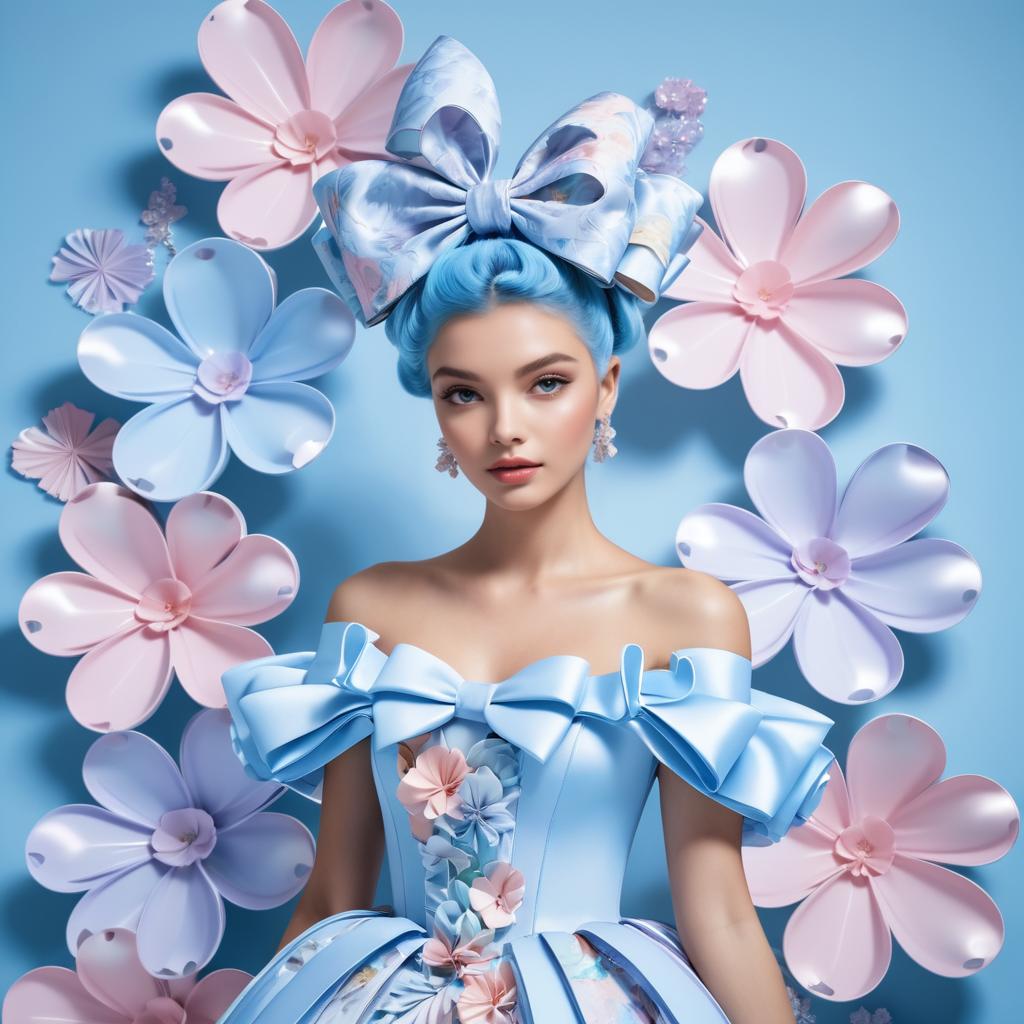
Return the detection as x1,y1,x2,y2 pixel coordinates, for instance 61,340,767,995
2,1,1020,1021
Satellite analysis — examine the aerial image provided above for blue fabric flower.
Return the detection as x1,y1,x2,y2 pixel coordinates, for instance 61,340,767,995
466,737,521,788
450,766,519,849
77,237,354,502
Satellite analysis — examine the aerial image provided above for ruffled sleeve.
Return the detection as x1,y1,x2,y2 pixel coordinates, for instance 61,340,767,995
221,620,386,802
617,643,836,845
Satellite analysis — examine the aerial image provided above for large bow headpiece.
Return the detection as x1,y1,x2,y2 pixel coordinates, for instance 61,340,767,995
311,34,703,326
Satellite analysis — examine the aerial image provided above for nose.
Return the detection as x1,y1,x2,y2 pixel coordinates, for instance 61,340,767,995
489,394,526,447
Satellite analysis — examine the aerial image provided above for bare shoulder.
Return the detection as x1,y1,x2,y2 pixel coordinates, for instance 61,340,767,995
638,566,751,660
325,561,427,626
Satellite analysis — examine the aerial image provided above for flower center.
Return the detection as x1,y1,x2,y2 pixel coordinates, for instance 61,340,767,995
272,109,338,167
135,577,192,631
733,259,794,319
790,536,850,590
150,807,217,867
193,351,253,405
834,816,895,877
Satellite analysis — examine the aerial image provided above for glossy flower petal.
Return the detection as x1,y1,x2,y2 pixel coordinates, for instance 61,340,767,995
675,503,794,581
215,162,319,251
662,215,743,302
168,618,273,707
647,302,751,388
1,965,125,1024
333,62,414,153
164,491,244,590
19,572,135,655
732,577,807,667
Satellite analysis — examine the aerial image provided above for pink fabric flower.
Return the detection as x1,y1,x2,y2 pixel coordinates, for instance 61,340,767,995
11,402,119,501
469,862,526,929
155,0,413,250
741,715,1020,1001
1,927,250,1024
650,137,907,430
421,925,498,977
457,960,518,1024
18,481,298,731
397,744,468,820
50,228,155,315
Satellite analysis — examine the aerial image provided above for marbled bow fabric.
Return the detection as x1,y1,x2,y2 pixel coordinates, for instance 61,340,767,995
311,34,703,326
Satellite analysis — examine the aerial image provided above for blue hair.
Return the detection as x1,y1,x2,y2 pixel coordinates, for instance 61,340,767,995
383,238,645,397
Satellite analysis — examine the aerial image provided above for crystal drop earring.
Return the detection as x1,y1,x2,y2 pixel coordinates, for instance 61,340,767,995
435,435,459,477
592,413,618,462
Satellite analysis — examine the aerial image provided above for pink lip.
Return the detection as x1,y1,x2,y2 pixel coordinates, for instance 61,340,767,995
487,463,541,484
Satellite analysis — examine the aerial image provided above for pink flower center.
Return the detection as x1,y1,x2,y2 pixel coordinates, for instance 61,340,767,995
193,351,253,404
150,807,217,867
733,260,794,319
135,577,192,631
791,537,850,590
834,816,895,877
272,109,338,167
133,996,187,1024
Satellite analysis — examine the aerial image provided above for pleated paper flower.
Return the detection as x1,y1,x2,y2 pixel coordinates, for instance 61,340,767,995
458,961,518,1024
742,715,1019,1001
50,228,156,315
2,928,250,1023
77,236,354,502
25,710,315,978
18,481,299,732
155,0,412,250
675,429,982,703
649,138,907,430
10,401,119,501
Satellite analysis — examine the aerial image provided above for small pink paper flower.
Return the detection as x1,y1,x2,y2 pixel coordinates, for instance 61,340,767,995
2,928,250,1024
397,744,468,820
741,715,1019,1001
18,481,298,731
50,228,156,315
11,402,119,501
650,137,907,429
421,925,498,976
457,960,518,1024
155,0,413,250
469,862,525,929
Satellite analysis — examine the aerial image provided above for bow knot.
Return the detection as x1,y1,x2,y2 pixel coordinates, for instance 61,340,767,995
452,678,495,723
466,178,514,235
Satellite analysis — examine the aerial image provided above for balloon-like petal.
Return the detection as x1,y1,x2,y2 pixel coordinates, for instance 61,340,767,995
26,805,151,892
845,539,982,632
832,443,950,558
202,812,314,909
112,397,230,503
662,216,744,302
739,319,845,430
216,161,319,250
306,0,403,116
742,820,843,907
59,483,172,596
808,760,853,837
76,927,165,1017
19,572,135,655
248,288,354,383
179,709,282,830
780,181,900,287
890,774,1020,866
733,577,807,667
785,279,907,366
2,966,124,1024
222,381,335,473
188,535,299,625
156,93,275,180
78,314,198,401
168,617,273,707
871,856,1005,976
675,503,793,580
333,61,415,155
184,969,252,1022
792,590,903,703
783,872,892,1001
82,731,190,828
744,428,838,546
648,302,752,389
163,238,276,359
708,138,806,266
66,625,173,732
136,865,225,976
165,492,245,591
197,0,308,124
65,861,167,955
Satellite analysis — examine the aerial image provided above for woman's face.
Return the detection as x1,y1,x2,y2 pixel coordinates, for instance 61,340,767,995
427,301,620,509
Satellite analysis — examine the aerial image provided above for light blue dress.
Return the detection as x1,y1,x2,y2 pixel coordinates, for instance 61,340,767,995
216,620,835,1023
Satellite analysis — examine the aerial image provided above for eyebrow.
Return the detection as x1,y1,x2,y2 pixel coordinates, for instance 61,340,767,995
431,352,581,383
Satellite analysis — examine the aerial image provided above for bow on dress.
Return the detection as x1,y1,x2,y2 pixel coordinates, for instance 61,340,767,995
311,34,704,326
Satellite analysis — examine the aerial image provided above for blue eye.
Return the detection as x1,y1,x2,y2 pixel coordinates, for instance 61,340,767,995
533,375,569,395
443,387,480,405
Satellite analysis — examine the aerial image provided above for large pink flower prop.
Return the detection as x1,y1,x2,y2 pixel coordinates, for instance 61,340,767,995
2,928,250,1024
156,0,413,250
649,137,907,429
742,715,1019,1001
676,429,982,703
18,481,299,732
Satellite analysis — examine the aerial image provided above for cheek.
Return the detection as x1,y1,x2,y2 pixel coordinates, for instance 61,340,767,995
544,389,597,447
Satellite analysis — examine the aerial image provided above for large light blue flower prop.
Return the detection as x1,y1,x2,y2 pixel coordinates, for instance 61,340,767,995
78,237,354,502
311,34,704,327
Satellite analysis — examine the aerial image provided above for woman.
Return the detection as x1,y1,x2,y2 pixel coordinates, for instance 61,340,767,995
218,35,836,1024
